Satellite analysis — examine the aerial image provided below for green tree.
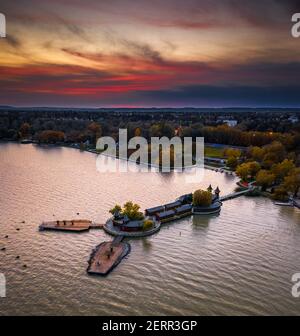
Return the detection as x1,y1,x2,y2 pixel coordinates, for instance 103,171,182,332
109,204,122,216
122,201,144,220
143,219,154,231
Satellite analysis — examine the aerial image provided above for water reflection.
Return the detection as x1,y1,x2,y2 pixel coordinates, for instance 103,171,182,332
192,213,219,229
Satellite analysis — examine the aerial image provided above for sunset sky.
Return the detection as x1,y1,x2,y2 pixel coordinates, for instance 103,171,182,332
0,0,300,107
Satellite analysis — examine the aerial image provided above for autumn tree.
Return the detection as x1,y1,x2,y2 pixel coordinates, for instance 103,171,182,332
236,161,260,181
262,141,286,168
227,156,239,169
283,168,300,198
193,190,212,207
248,161,261,177
223,148,241,158
134,127,142,137
19,123,31,139
271,159,295,181
256,170,275,190
249,146,264,162
38,130,65,143
88,122,102,145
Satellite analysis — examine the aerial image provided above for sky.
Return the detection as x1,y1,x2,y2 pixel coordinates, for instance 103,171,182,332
0,0,300,107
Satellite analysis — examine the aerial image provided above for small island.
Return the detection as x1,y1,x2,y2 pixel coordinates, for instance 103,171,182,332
104,201,161,237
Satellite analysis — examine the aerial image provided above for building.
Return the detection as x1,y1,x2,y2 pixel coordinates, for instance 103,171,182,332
288,116,299,124
223,119,238,127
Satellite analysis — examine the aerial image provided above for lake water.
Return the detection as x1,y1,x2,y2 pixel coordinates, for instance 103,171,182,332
0,143,300,315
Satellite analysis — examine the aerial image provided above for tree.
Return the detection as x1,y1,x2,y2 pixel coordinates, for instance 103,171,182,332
271,159,295,181
134,127,142,137
122,201,144,220
256,170,275,191
224,148,241,158
109,204,122,216
38,130,65,143
19,123,31,139
272,187,289,201
227,156,238,169
249,146,264,161
236,161,260,181
236,163,250,181
262,141,286,168
193,190,212,207
143,219,154,231
248,161,261,178
283,168,300,198
88,122,102,145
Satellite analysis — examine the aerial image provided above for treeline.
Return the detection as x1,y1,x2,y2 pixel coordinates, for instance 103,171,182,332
230,141,300,200
1,108,299,139
0,109,299,161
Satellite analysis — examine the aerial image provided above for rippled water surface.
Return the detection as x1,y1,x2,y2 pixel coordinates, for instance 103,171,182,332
0,143,300,315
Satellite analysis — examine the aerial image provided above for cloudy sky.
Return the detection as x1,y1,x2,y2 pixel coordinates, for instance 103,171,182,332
0,0,299,107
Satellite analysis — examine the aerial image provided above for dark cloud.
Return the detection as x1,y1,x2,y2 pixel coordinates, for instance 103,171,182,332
136,84,300,107
4,34,21,48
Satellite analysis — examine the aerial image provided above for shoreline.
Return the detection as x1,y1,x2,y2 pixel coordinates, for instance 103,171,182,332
0,140,233,173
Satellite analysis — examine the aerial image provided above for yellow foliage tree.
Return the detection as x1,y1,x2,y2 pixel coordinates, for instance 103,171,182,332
193,190,212,207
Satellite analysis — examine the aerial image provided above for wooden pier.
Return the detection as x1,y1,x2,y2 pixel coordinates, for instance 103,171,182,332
39,219,103,232
87,236,130,276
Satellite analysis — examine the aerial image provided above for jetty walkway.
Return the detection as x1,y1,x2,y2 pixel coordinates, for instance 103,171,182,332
220,187,254,202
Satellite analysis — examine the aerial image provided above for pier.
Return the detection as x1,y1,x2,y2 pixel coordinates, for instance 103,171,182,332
220,188,254,202
39,219,103,232
87,236,130,276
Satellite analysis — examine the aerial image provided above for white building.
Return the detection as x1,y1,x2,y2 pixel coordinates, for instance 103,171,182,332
223,120,238,127
288,116,299,124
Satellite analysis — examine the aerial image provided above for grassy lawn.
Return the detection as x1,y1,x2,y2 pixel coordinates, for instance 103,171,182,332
204,146,226,158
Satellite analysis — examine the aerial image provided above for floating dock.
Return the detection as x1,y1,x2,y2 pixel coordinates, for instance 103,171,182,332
87,236,130,276
39,219,102,232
